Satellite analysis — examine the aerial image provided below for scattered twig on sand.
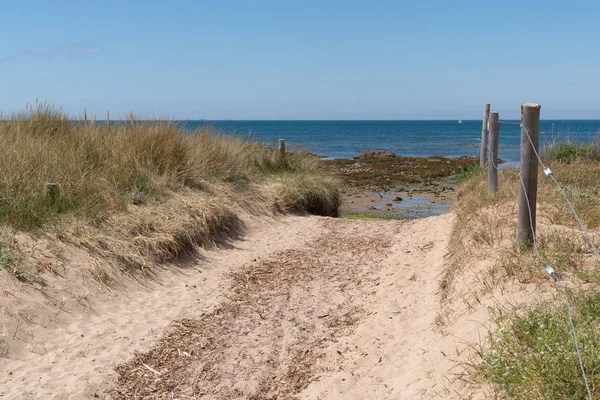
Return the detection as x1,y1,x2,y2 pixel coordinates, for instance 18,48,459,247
142,363,162,376
248,305,266,320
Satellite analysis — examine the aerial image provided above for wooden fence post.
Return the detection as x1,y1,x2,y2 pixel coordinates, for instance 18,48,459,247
278,139,286,157
487,112,499,193
518,103,542,245
84,108,87,124
107,109,110,123
45,183,60,201
480,103,491,166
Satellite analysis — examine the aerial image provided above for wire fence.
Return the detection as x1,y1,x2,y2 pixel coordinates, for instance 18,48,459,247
487,117,596,400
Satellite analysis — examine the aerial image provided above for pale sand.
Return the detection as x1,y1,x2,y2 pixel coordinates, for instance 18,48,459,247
0,212,506,399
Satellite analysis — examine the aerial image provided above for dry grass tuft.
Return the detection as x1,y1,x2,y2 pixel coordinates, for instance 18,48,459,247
0,102,341,276
269,173,341,217
441,160,600,301
542,134,600,163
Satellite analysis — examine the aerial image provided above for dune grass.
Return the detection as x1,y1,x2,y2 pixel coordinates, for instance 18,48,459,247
542,132,600,163
0,103,334,228
473,289,600,399
452,164,486,185
442,141,600,398
0,102,340,274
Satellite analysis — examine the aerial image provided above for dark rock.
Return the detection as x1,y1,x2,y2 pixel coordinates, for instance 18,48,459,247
393,196,403,202
293,150,325,159
358,150,398,159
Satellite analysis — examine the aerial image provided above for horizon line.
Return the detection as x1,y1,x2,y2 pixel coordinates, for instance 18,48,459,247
56,118,600,122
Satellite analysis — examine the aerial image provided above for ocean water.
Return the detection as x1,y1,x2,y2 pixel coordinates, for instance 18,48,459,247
181,120,600,164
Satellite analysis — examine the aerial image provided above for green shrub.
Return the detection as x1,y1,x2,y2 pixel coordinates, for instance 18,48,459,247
472,290,600,399
453,164,485,184
543,139,599,163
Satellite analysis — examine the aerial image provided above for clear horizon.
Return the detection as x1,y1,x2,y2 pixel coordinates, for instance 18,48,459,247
2,1,600,120
89,118,600,122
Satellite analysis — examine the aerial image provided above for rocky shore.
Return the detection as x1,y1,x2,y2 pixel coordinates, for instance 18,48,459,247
319,151,480,219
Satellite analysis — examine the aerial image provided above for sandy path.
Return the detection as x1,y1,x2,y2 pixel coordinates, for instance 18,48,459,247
301,214,460,399
0,216,327,399
2,213,478,399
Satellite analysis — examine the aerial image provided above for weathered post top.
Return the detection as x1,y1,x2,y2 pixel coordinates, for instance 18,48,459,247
278,139,286,157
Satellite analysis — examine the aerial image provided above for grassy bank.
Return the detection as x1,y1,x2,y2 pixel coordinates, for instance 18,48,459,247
441,138,600,398
0,103,340,280
543,135,600,163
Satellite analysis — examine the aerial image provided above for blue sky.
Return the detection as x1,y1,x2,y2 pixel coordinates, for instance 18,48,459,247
1,0,599,119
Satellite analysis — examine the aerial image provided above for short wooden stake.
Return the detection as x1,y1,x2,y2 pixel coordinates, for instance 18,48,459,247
84,108,87,124
480,103,491,166
106,109,110,123
487,112,499,193
278,139,286,157
45,183,60,200
518,103,542,245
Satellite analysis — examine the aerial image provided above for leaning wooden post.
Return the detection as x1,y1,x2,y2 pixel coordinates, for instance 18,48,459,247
518,103,542,245
487,112,499,193
278,139,286,157
480,103,491,166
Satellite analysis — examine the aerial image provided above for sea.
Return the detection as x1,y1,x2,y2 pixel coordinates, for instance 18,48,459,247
179,120,600,165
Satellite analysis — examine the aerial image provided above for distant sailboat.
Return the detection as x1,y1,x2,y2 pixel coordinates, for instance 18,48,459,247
458,118,463,124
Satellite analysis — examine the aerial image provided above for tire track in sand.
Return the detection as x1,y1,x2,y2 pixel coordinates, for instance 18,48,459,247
107,218,398,399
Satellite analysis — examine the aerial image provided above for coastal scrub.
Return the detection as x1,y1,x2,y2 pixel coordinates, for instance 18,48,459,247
0,102,340,274
442,139,600,398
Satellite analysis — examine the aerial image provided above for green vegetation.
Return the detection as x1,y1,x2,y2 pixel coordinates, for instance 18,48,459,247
441,138,600,399
543,133,600,163
473,290,600,399
0,233,14,267
0,102,340,273
0,232,24,281
340,210,407,221
453,164,486,184
320,154,479,190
